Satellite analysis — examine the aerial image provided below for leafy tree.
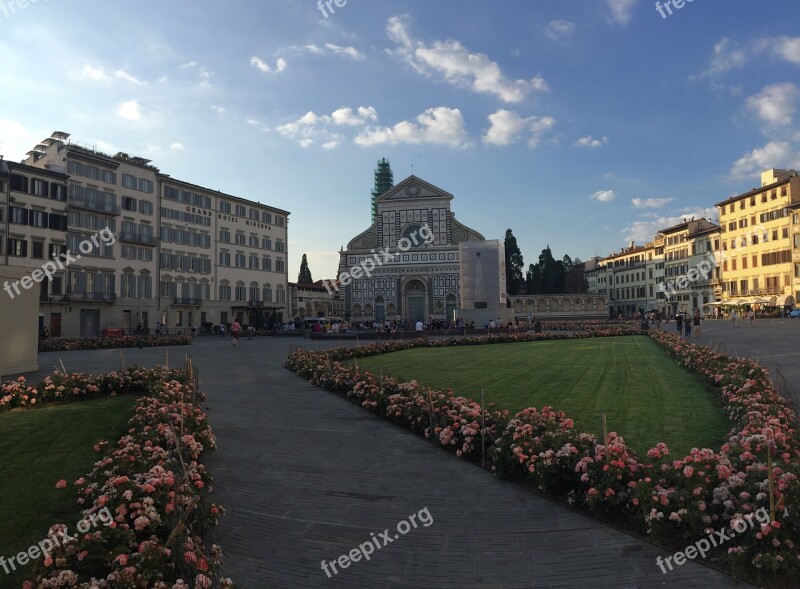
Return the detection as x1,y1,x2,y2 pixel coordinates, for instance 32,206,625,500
526,263,541,295
297,253,314,284
504,229,526,295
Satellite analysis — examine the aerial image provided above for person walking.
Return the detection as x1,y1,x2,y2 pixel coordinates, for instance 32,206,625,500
232,319,241,346
676,311,683,336
684,311,692,338
749,309,756,327
731,309,739,328
693,310,702,338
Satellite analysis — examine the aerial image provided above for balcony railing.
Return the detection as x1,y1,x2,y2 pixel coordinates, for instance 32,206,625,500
119,231,157,246
66,291,117,302
39,294,70,304
173,297,202,306
68,196,121,216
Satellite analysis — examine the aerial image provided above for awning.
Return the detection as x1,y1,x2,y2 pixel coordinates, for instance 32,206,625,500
783,295,795,306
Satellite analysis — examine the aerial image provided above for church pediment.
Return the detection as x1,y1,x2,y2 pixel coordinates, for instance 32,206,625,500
375,175,454,203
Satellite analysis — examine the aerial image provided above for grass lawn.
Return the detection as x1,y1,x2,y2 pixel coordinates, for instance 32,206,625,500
0,396,138,586
355,336,730,457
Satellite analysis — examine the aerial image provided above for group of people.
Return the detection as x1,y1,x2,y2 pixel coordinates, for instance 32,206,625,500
729,309,757,328
673,310,703,338
217,321,256,345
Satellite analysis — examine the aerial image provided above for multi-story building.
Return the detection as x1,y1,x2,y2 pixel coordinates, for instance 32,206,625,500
656,218,719,316
601,241,659,317
210,186,289,328
584,256,601,294
0,157,69,334
6,131,290,336
715,168,800,310
289,281,344,320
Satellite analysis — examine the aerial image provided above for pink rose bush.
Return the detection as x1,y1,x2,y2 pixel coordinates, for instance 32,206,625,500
39,335,192,353
286,326,800,586
6,367,235,589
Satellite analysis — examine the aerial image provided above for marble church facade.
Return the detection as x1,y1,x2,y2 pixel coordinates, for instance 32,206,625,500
338,176,484,323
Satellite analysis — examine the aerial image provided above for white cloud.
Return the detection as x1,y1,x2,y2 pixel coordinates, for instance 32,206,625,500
117,100,142,121
387,16,548,103
0,119,44,161
575,135,609,148
607,0,636,25
730,141,800,180
693,36,800,82
773,36,800,64
182,61,198,69
211,105,226,114
622,208,718,245
546,20,575,44
81,65,108,81
250,56,287,74
483,110,556,147
631,197,673,208
170,143,184,150
745,82,800,127
288,43,364,60
330,106,378,126
325,43,365,60
355,107,470,148
691,38,749,81
591,190,617,202
80,65,147,85
322,141,339,150
114,70,147,86
298,139,314,148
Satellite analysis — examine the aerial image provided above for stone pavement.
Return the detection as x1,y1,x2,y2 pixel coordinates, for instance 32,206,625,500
666,317,800,409
15,335,753,588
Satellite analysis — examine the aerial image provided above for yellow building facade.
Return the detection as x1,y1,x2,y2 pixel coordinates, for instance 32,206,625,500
715,169,800,310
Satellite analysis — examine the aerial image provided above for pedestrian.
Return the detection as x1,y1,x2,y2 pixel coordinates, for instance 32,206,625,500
676,312,683,336
693,310,702,338
219,323,225,338
232,319,241,346
191,323,197,337
684,312,692,338
731,310,739,328
749,309,756,327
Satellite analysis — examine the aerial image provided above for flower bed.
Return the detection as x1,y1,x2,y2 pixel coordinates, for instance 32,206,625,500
286,328,800,586
39,336,192,353
0,367,232,588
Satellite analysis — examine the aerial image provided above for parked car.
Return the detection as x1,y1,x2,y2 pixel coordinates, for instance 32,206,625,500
789,309,800,318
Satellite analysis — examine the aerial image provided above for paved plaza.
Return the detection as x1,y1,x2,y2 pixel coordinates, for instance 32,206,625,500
14,325,793,588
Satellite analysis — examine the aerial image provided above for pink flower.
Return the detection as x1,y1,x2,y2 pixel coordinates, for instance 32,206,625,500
55,479,67,489
682,466,694,478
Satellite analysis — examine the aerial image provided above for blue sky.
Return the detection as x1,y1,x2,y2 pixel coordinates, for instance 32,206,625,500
2,0,800,278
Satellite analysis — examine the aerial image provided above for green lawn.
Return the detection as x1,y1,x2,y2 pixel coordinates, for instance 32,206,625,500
0,396,138,586
355,336,730,457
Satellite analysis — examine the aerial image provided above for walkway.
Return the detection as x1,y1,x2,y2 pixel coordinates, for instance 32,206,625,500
17,336,748,588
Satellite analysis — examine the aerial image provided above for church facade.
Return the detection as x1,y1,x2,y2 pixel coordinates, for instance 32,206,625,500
338,175,484,323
